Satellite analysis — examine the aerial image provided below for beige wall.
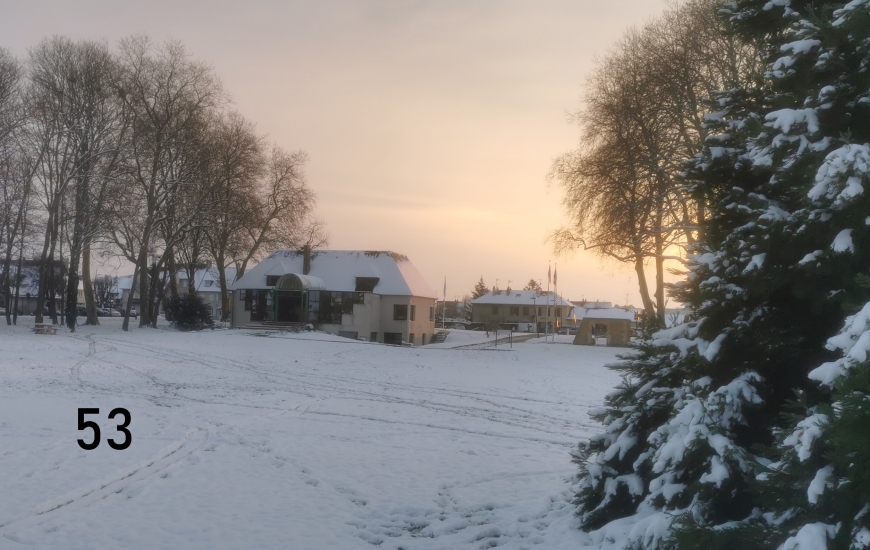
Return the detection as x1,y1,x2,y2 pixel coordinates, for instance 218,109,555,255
377,295,435,346
573,318,632,346
471,303,568,329
231,290,250,328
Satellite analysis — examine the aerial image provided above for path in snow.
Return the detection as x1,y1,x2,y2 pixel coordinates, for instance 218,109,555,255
0,319,623,549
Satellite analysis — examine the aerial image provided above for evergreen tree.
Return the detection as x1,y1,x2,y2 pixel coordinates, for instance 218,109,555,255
471,276,490,299
691,1,870,549
524,279,542,291
572,0,869,547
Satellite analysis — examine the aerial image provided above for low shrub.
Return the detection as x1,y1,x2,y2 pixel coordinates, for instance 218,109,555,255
164,293,214,331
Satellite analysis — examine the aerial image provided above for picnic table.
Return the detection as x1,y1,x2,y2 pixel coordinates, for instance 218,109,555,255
33,323,58,335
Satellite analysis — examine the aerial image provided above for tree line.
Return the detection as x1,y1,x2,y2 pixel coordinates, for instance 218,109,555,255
551,0,764,325
0,36,325,331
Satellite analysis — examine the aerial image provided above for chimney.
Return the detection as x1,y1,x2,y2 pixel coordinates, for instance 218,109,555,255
302,245,311,275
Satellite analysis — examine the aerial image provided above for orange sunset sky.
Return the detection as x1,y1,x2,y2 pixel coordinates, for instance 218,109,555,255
2,0,676,305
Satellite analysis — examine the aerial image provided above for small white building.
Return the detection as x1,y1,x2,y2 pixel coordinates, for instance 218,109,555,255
230,249,437,346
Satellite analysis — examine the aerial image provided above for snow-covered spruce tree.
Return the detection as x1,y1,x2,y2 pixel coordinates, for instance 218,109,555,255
573,1,865,547
680,1,870,548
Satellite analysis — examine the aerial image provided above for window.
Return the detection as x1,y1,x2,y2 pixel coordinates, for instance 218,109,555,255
509,306,519,316
341,292,355,314
355,277,379,292
429,307,434,321
240,290,247,301
522,306,529,315
394,304,408,320
410,305,416,321
492,306,498,315
312,291,341,324
266,275,280,286
383,332,403,345
205,280,214,287
538,307,541,316
245,289,267,321
409,333,415,344
555,308,562,318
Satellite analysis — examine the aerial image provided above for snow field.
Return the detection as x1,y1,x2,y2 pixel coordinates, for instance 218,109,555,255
0,319,622,549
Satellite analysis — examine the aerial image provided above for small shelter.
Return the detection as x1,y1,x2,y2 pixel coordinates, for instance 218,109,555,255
573,306,636,346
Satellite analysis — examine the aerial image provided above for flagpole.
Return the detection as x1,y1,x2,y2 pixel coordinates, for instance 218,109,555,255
546,261,550,341
553,264,559,344
442,276,446,331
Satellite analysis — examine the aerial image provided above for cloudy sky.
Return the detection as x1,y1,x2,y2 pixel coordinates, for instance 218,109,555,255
2,0,671,304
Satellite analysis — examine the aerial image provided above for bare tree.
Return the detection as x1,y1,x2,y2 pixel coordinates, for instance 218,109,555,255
201,111,264,321
24,38,125,330
233,146,319,279
0,47,31,325
91,273,116,307
113,36,223,329
551,0,761,323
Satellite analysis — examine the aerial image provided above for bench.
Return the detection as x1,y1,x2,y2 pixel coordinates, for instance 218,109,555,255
33,323,58,335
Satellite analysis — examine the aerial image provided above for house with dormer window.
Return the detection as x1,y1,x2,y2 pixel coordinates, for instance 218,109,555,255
230,248,436,346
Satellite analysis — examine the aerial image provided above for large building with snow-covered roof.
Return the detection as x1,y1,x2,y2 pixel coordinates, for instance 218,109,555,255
469,289,574,332
230,248,436,345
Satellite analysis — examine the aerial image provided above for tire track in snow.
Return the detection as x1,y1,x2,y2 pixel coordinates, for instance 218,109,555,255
68,334,96,385
0,428,208,538
94,336,599,439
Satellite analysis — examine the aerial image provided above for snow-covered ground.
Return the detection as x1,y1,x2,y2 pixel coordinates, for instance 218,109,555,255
0,319,624,549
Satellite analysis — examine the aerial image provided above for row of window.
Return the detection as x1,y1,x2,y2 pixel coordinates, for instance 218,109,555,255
309,291,365,324
241,289,433,324
489,306,562,317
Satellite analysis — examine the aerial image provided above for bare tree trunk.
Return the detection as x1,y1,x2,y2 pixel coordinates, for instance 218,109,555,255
655,218,666,323
11,207,25,324
122,263,139,331
82,240,99,325
216,260,230,322
34,208,53,324
634,254,656,321
65,210,84,331
136,236,151,327
166,247,179,297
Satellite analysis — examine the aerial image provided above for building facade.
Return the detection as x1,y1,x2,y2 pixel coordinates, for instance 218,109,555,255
231,249,437,346
572,306,636,346
469,289,574,332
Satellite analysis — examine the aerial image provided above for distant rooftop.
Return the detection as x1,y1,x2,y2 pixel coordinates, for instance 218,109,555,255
470,289,573,307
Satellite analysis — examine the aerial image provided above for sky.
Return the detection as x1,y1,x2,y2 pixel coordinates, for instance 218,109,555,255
1,0,673,306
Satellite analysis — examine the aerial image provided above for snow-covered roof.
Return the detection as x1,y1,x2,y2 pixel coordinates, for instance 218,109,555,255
232,250,436,298
117,276,135,292
470,289,573,308
576,307,636,321
178,268,237,293
573,300,612,309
